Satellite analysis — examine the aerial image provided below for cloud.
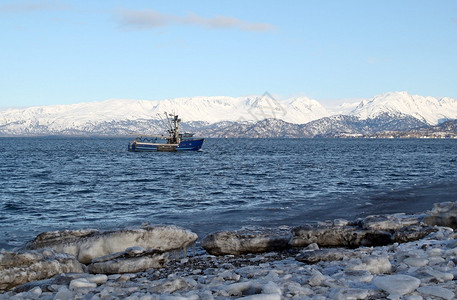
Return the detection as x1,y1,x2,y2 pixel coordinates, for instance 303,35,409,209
116,9,275,32
0,0,71,13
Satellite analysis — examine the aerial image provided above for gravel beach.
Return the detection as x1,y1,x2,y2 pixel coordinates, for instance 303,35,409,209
1,203,457,300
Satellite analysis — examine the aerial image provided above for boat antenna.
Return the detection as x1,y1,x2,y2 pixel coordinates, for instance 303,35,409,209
156,113,169,134
164,112,174,133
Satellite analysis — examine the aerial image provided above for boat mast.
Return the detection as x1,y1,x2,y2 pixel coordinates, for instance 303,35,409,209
172,115,181,144
164,112,181,144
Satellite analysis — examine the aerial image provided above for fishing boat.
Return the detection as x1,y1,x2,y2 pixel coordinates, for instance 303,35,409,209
128,113,204,152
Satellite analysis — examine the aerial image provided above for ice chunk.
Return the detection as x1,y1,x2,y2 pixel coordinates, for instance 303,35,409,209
417,286,455,300
329,288,369,300
346,255,391,274
342,270,373,283
426,269,454,282
373,274,420,296
262,281,281,295
224,281,262,297
404,296,423,300
223,280,281,299
403,256,428,267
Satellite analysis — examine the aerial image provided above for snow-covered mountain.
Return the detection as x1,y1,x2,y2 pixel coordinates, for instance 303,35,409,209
0,95,331,135
349,91,457,125
0,91,456,137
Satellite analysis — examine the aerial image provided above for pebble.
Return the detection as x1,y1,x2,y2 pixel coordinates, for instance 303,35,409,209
53,286,73,300
0,223,456,300
308,270,326,287
28,287,42,299
192,269,202,275
87,274,108,285
180,258,189,264
69,278,97,290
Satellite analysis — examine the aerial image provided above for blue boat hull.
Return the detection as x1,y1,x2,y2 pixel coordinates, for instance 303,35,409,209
128,138,204,152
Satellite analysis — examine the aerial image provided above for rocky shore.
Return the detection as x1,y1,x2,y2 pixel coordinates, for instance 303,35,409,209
1,202,457,300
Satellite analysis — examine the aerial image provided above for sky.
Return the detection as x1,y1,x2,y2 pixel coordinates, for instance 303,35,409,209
1,0,456,108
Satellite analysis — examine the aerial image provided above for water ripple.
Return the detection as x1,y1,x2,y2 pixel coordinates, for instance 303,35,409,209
0,137,456,250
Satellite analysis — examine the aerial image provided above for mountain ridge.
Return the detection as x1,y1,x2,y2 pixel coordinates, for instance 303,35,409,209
1,91,456,137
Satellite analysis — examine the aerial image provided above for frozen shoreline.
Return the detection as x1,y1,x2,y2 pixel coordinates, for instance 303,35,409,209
1,202,457,299
2,228,456,300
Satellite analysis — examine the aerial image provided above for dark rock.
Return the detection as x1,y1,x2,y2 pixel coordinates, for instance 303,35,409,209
290,224,393,248
201,227,292,256
13,279,52,293
393,225,438,243
48,272,91,286
202,210,444,256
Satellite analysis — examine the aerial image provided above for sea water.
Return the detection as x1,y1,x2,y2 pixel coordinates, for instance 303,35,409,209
1,137,456,250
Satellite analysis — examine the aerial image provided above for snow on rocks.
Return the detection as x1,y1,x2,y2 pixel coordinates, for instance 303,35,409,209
1,202,457,299
0,248,84,292
1,226,457,299
290,222,393,248
346,255,392,274
424,201,457,229
201,226,292,255
24,225,197,264
290,213,437,249
88,247,168,274
361,213,421,231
